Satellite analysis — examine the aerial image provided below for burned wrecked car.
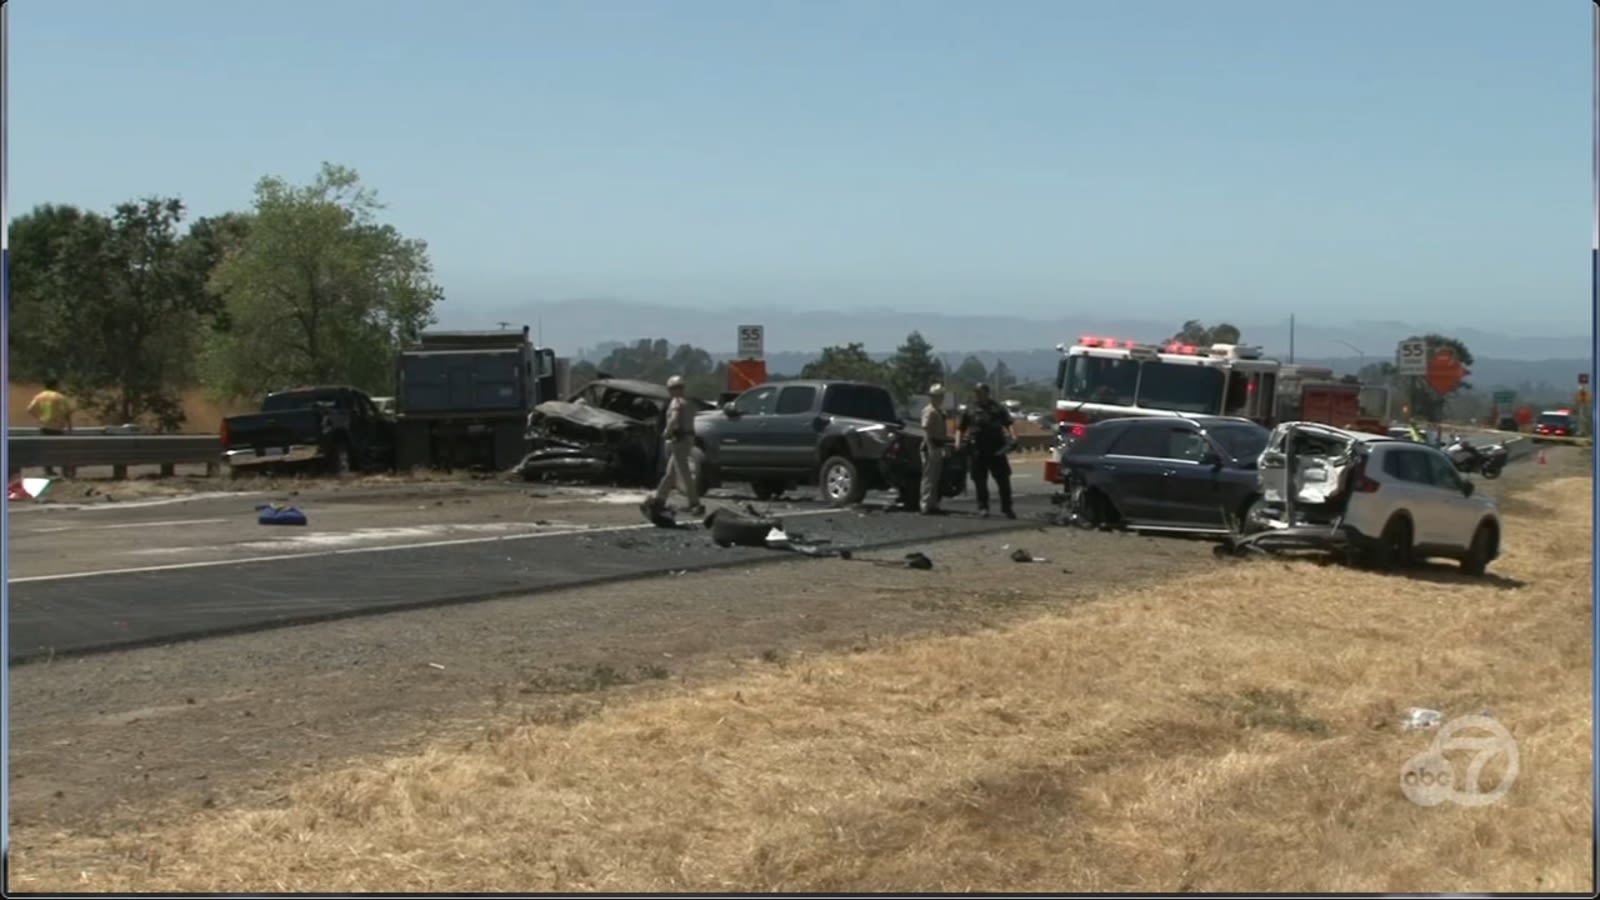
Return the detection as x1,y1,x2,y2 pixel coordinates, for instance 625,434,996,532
515,379,712,485
1227,421,1502,575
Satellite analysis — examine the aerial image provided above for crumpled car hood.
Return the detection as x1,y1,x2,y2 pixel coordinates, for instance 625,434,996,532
1258,422,1362,506
529,401,644,432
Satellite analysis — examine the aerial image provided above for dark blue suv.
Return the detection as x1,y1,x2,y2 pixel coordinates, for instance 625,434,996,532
1059,415,1271,535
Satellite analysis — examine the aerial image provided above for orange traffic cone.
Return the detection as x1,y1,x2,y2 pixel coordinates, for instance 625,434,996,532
1538,449,1548,466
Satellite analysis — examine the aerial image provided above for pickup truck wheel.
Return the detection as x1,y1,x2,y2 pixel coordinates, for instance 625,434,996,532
819,455,867,507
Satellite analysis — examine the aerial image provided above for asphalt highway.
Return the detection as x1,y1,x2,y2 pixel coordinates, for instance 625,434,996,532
7,474,1059,663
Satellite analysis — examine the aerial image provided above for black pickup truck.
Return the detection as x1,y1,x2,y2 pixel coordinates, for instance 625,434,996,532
221,386,395,475
690,379,967,507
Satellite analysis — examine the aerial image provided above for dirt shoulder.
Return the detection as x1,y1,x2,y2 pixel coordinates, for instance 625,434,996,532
8,451,1590,893
7,518,1206,836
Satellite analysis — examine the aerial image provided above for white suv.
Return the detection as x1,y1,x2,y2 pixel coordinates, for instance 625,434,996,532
1245,422,1502,575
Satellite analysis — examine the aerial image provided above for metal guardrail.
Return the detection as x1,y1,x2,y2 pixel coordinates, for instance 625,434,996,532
8,425,145,437
8,434,221,474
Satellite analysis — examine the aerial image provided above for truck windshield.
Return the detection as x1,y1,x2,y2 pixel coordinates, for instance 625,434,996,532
1538,413,1572,428
821,384,899,423
1064,356,1224,414
262,390,346,412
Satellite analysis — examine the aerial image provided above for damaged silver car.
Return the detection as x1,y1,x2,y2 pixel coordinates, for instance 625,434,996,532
515,378,712,485
1226,421,1502,575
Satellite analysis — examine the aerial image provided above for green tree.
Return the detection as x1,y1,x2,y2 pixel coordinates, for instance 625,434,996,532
799,343,893,384
888,330,943,400
202,163,443,400
43,198,216,430
949,354,989,390
179,211,254,333
6,203,106,382
991,359,1018,391
1171,320,1242,346
596,338,715,384
568,359,600,390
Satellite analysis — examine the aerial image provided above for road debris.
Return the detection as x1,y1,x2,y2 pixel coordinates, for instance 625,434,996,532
256,503,308,526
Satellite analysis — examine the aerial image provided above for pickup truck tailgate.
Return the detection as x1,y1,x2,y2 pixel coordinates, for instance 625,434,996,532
225,411,322,451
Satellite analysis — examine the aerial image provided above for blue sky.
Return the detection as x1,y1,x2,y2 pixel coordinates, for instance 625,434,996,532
7,0,1591,334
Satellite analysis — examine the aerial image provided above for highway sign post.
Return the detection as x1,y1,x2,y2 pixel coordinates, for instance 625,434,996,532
1397,340,1428,376
736,325,764,361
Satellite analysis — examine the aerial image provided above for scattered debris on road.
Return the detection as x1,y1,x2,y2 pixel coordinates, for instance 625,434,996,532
256,504,308,526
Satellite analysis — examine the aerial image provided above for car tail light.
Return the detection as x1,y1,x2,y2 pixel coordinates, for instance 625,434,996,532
220,420,231,450
1069,423,1087,440
1044,460,1061,483
1057,408,1087,426
1355,462,1380,493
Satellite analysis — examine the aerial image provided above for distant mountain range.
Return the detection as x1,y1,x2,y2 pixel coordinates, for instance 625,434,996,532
438,297,1591,394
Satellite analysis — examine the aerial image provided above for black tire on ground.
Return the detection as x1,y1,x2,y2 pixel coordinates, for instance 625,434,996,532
1482,461,1503,480
819,455,867,507
1366,514,1413,570
1460,521,1497,576
709,510,781,548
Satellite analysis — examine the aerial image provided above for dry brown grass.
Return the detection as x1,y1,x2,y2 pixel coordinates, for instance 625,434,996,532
11,479,1593,894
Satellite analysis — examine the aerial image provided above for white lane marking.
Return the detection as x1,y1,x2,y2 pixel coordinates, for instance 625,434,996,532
6,492,266,513
7,507,845,584
129,521,572,555
19,517,230,535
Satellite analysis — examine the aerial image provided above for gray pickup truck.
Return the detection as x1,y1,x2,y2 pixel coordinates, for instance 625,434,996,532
690,379,967,507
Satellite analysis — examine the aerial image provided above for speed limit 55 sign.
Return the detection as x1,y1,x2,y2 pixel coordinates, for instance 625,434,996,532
1396,339,1427,376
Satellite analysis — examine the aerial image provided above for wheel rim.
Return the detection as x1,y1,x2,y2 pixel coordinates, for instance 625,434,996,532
825,464,852,500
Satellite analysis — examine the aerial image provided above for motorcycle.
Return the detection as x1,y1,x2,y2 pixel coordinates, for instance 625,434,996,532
1444,437,1508,480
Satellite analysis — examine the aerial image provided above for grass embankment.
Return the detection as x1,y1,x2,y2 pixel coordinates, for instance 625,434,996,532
11,479,1592,894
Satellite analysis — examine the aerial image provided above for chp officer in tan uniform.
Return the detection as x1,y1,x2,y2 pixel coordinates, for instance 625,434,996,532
917,384,952,515
645,375,705,517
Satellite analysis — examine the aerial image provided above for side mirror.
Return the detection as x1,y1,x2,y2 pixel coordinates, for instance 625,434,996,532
1200,450,1223,468
812,415,830,431
721,403,738,417
1462,481,1475,497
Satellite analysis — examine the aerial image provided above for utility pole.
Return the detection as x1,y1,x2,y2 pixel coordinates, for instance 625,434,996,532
1288,314,1296,364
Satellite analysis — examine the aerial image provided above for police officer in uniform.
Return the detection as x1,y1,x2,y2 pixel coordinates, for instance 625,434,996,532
917,384,951,515
644,375,704,518
957,382,1015,518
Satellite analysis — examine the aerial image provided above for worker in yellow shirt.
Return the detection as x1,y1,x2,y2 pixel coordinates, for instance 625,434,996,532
27,379,75,476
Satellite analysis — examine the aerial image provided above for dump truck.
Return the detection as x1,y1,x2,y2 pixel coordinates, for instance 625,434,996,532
392,326,570,472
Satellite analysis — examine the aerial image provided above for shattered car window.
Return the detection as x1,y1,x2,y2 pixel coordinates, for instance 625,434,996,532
1206,423,1270,461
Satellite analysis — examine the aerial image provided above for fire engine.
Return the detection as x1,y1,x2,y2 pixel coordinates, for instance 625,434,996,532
1043,336,1283,485
1275,365,1390,435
